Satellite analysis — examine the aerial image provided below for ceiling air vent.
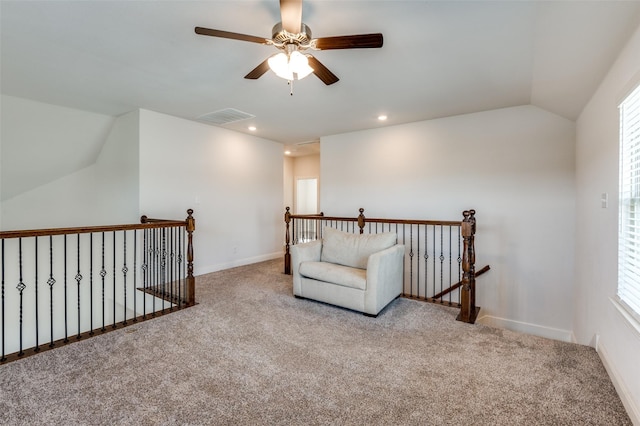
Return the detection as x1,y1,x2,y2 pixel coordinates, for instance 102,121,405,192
197,108,255,125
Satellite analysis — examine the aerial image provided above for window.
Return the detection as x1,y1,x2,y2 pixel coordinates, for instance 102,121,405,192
619,83,640,319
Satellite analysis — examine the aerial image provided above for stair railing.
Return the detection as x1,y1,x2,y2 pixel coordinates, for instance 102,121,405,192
284,207,489,323
0,209,195,364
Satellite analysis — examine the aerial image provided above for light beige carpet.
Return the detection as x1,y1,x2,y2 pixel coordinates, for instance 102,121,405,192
0,259,631,425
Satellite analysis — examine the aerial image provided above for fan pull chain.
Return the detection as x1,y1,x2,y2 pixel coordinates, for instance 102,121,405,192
288,79,294,96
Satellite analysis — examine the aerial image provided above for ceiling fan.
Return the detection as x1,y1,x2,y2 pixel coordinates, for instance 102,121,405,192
194,0,383,86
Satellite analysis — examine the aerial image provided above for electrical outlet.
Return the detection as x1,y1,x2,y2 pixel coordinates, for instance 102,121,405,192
601,193,608,209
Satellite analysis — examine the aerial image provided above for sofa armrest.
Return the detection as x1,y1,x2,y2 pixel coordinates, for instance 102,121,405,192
290,240,323,295
364,244,405,314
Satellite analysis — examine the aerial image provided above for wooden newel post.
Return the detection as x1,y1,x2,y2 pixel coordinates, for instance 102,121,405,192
357,208,365,234
458,209,479,324
186,209,196,306
284,207,291,274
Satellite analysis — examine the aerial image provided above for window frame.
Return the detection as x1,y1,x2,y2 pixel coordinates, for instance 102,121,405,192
618,82,640,324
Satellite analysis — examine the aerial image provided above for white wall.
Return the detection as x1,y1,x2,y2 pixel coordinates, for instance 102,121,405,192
138,109,284,275
321,105,576,341
284,155,294,212
575,23,640,424
1,108,139,230
0,95,116,201
293,153,320,178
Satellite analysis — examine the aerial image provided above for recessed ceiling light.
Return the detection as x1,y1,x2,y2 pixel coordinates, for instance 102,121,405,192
284,150,292,155
378,115,388,121
248,126,257,131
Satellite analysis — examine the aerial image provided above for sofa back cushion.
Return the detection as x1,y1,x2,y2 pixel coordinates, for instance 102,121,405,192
320,227,397,269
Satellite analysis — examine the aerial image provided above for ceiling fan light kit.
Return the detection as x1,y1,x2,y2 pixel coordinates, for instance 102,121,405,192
194,0,383,90
267,46,314,81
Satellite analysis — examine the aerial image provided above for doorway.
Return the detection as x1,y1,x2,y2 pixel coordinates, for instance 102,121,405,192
295,177,318,215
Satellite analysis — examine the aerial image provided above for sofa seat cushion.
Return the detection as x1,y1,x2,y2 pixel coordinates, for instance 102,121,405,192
298,261,367,290
320,227,397,269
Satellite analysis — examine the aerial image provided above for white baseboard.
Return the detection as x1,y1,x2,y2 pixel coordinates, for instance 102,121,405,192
598,342,640,425
195,251,283,276
476,314,573,342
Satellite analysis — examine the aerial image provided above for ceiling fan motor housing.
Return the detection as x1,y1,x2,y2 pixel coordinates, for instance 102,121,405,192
272,22,312,47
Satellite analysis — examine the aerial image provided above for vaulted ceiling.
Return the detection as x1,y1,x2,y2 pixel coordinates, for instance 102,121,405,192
2,1,640,146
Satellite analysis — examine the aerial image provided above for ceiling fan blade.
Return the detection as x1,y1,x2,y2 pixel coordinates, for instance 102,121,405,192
280,0,303,34
315,33,383,50
307,55,339,85
244,59,271,80
195,27,269,45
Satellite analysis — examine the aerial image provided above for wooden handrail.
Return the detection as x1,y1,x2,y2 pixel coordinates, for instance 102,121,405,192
432,265,491,300
0,220,186,240
286,213,461,227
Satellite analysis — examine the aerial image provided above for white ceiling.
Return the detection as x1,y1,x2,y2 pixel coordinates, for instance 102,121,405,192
2,1,640,146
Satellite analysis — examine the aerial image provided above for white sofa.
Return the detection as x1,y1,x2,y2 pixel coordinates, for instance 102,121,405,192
291,227,405,316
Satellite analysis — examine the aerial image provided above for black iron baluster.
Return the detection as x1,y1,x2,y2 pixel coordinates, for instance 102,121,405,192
142,229,148,319
401,224,406,291
34,237,39,352
76,234,82,340
48,236,56,348
148,228,154,315
122,231,128,326
433,226,436,299
424,225,430,299
90,233,94,335
440,225,444,302
175,227,182,308
304,218,307,241
152,228,156,313
175,226,180,305
1,239,5,361
63,235,68,343
161,228,166,312
167,227,172,307
417,225,420,299
100,232,106,332
409,225,414,298
17,238,26,356
448,226,453,305
133,230,137,322
169,227,175,309
292,219,296,245
112,231,116,329
152,228,157,316
177,228,183,307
